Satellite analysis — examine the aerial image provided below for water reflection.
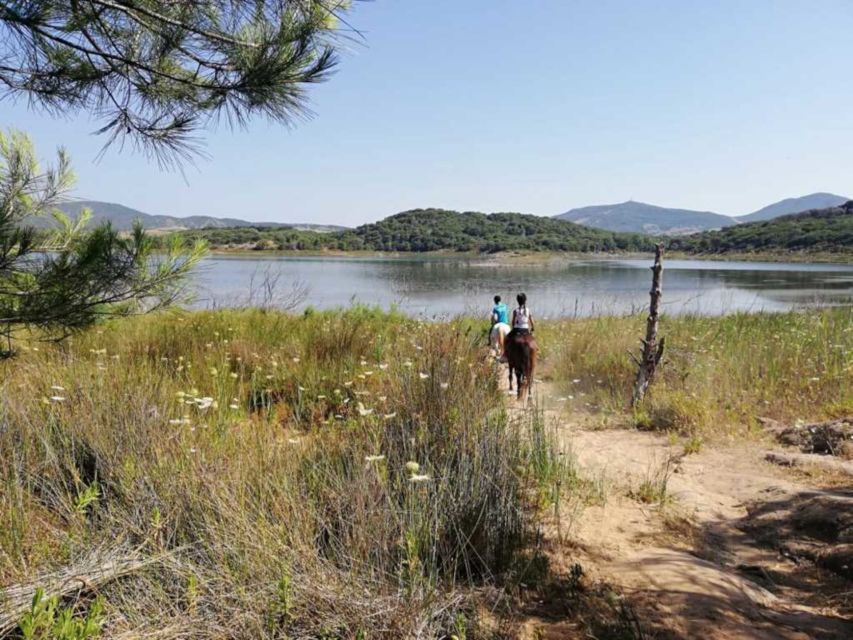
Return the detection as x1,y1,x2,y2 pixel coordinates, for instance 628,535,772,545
191,255,853,318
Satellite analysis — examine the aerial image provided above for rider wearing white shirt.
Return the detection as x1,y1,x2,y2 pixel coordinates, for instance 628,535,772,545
509,292,534,338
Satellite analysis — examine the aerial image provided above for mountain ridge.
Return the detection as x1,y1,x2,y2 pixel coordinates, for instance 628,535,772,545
39,194,852,238
49,200,347,233
556,193,849,235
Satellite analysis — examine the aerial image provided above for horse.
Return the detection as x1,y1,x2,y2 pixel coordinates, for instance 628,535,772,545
489,321,510,360
504,330,537,401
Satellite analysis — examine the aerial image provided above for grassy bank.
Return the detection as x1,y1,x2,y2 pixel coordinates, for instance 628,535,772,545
542,308,853,439
2,305,851,637
0,307,563,638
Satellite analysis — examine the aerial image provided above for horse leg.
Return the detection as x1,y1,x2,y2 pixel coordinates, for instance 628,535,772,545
508,365,513,391
524,347,537,404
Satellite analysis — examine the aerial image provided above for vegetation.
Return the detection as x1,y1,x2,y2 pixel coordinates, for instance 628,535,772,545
544,307,853,438
0,307,564,637
166,204,853,257
2,301,850,635
0,1,352,165
172,208,658,253
668,202,853,256
0,130,205,352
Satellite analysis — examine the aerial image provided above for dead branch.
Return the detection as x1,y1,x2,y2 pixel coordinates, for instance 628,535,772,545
0,548,156,636
631,244,664,407
764,451,853,476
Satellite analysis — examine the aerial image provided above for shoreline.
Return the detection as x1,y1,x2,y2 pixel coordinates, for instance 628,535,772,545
199,247,853,265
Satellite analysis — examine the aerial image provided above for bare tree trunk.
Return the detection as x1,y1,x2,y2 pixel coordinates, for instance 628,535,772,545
631,244,665,407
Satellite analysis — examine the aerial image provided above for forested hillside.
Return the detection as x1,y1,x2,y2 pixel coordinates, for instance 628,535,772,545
668,202,853,255
174,208,657,252
168,205,853,256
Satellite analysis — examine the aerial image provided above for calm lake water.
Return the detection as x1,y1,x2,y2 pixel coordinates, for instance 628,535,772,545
191,255,853,318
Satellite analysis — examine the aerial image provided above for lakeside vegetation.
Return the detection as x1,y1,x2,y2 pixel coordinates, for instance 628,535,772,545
543,307,853,439
0,307,564,638
2,304,851,636
162,204,853,259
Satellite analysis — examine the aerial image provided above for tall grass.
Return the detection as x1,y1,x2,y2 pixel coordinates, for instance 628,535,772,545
543,308,853,437
0,306,562,638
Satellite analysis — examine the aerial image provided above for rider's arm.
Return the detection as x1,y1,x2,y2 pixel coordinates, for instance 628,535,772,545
530,313,535,332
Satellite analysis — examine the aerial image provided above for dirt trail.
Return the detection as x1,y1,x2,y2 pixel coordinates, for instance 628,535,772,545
515,385,853,640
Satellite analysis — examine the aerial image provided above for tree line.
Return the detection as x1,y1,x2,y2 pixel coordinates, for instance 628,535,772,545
168,208,659,253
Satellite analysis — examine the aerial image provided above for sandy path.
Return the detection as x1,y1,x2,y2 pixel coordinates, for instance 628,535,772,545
514,385,853,639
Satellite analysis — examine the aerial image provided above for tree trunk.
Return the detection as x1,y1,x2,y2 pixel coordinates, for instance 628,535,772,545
631,244,665,407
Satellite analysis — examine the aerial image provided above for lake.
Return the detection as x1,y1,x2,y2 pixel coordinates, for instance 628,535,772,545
191,255,853,318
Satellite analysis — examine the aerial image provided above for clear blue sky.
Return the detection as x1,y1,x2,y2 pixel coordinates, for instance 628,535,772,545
4,0,853,225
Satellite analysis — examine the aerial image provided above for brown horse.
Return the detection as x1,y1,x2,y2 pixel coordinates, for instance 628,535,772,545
505,331,537,401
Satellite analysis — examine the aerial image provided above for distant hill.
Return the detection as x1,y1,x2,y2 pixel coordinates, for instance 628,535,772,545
47,200,346,233
556,193,850,235
555,201,735,235
669,201,853,255
342,209,657,252
736,193,849,223
175,208,658,253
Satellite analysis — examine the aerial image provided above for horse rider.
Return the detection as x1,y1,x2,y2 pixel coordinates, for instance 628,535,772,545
489,295,510,360
508,292,534,340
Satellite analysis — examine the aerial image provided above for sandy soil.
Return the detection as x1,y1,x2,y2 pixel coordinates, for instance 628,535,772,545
511,386,853,640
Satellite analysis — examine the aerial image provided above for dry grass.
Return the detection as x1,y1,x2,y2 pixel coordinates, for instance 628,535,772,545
542,308,853,439
0,306,565,638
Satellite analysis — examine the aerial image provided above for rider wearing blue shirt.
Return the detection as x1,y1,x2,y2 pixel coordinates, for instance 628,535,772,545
491,295,508,326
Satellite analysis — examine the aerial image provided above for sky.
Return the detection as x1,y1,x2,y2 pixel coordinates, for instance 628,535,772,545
4,0,853,225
